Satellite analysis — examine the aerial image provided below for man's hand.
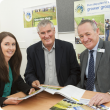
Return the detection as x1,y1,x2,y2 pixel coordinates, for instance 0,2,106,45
28,88,35,95
32,80,40,88
89,93,110,106
3,97,23,105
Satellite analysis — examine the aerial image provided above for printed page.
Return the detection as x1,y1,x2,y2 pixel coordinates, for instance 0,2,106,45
17,87,44,100
78,98,90,104
42,85,61,94
50,98,109,110
55,85,85,102
49,98,90,110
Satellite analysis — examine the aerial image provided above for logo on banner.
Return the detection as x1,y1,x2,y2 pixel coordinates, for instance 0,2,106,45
75,4,84,14
25,11,32,22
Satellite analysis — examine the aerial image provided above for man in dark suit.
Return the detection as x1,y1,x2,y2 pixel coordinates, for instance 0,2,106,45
77,19,110,106
24,20,80,88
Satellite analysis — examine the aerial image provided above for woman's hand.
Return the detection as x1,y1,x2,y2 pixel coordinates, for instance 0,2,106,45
3,88,35,105
3,97,23,105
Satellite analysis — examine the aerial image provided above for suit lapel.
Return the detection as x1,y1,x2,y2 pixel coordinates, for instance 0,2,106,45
81,49,88,86
35,42,45,75
0,81,5,96
95,39,104,77
55,40,63,74
35,40,64,75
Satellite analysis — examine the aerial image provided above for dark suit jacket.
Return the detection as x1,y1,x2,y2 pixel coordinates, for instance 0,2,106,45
24,39,80,87
78,39,110,92
0,75,31,106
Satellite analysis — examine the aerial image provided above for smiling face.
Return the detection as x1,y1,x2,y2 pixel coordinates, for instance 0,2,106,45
1,36,16,62
78,22,99,50
38,24,55,51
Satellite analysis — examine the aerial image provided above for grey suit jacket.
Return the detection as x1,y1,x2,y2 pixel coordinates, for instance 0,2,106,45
78,39,110,93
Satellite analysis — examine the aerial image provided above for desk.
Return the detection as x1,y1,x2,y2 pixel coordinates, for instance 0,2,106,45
2,90,110,110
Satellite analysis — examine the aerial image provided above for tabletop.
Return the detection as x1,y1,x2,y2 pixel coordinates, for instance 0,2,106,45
2,88,110,110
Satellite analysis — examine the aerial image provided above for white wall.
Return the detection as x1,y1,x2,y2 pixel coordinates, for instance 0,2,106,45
0,0,75,78
0,0,56,41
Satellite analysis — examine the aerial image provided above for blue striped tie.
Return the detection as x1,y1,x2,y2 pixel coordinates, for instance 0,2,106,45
86,50,95,91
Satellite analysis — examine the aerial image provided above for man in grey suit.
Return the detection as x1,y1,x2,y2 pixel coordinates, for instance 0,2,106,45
77,19,110,106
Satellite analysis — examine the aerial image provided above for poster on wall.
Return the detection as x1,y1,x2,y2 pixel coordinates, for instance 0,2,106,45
23,3,58,48
23,3,57,28
74,0,110,42
75,14,104,44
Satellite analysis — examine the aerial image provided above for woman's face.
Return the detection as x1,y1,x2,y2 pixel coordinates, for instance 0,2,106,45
1,36,16,62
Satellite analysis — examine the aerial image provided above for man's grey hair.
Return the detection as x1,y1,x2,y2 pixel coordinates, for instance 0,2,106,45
78,19,97,32
37,20,54,32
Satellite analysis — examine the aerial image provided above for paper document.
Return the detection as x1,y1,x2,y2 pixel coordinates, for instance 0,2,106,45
17,87,44,100
54,85,85,102
78,98,90,105
49,98,110,110
42,85,61,94
17,85,85,102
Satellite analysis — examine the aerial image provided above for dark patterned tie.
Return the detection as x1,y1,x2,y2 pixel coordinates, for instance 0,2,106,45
86,50,95,91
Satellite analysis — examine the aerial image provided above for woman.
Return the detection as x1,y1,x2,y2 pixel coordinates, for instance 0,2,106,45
0,32,35,107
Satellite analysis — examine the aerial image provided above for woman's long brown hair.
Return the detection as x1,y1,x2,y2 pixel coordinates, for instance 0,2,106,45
0,32,22,83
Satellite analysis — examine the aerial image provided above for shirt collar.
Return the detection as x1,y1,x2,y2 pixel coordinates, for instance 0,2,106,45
88,39,100,52
42,41,55,50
